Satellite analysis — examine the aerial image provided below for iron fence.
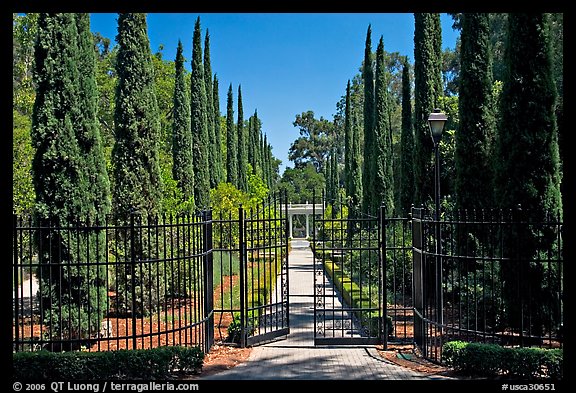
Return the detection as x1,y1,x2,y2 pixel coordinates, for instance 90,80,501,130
412,206,563,362
13,211,214,354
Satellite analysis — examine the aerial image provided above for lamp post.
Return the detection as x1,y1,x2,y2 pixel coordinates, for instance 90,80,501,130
428,108,447,332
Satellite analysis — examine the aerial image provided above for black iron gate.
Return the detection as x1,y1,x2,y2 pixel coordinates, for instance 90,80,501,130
212,193,289,347
312,195,384,345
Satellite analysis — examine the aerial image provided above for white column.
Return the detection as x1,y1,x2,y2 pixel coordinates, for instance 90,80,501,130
288,214,293,238
305,213,310,239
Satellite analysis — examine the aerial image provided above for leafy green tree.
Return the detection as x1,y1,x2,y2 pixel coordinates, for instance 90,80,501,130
172,40,194,204
93,33,117,160
277,163,326,204
226,84,238,186
362,25,375,215
399,60,414,216
13,13,38,214
495,13,562,335
289,111,336,171
190,16,210,208
373,36,394,215
455,13,495,211
112,13,165,316
413,13,443,206
237,85,248,192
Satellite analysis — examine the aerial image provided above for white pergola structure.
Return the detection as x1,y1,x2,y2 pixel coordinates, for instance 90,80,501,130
283,203,324,239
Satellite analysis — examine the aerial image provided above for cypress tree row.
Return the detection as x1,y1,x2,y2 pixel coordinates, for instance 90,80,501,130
190,17,210,208
344,80,353,198
495,13,562,335
171,39,194,204
399,60,415,216
237,85,248,192
413,13,443,206
113,13,162,219
204,30,219,188
112,13,164,316
362,25,375,215
373,36,394,215
213,74,224,183
226,84,238,186
32,13,106,341
455,13,495,212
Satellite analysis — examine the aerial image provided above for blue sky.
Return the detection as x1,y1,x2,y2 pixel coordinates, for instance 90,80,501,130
90,13,460,174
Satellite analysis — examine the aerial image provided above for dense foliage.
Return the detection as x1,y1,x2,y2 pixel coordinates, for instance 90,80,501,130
13,346,204,379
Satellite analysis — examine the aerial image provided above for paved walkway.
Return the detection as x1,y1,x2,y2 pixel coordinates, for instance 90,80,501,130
203,240,446,380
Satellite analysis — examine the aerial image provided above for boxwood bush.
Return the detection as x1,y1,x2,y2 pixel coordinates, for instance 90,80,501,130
13,346,204,380
443,341,562,379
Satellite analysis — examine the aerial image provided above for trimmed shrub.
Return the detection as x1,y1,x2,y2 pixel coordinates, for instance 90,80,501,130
323,259,393,338
442,341,563,379
13,346,204,380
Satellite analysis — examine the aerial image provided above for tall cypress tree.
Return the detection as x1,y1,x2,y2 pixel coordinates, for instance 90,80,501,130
259,132,266,184
172,40,194,204
213,74,223,183
33,13,87,222
362,25,375,215
237,85,248,192
226,84,238,186
190,17,210,208
413,13,443,206
204,29,218,189
495,13,562,334
325,153,333,201
32,13,104,341
350,112,363,210
344,80,353,198
331,148,339,197
113,13,162,219
263,134,272,188
399,60,415,216
248,109,260,174
456,13,495,211
113,13,164,316
373,36,394,215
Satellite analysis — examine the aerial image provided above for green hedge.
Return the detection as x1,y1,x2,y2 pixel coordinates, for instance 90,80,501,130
443,341,562,379
323,259,393,337
13,346,204,380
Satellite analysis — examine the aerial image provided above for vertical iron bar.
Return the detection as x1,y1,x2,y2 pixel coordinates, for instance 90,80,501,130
284,189,290,330
238,205,246,347
130,211,137,350
203,210,214,353
313,189,317,342
380,205,387,348
13,214,20,352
